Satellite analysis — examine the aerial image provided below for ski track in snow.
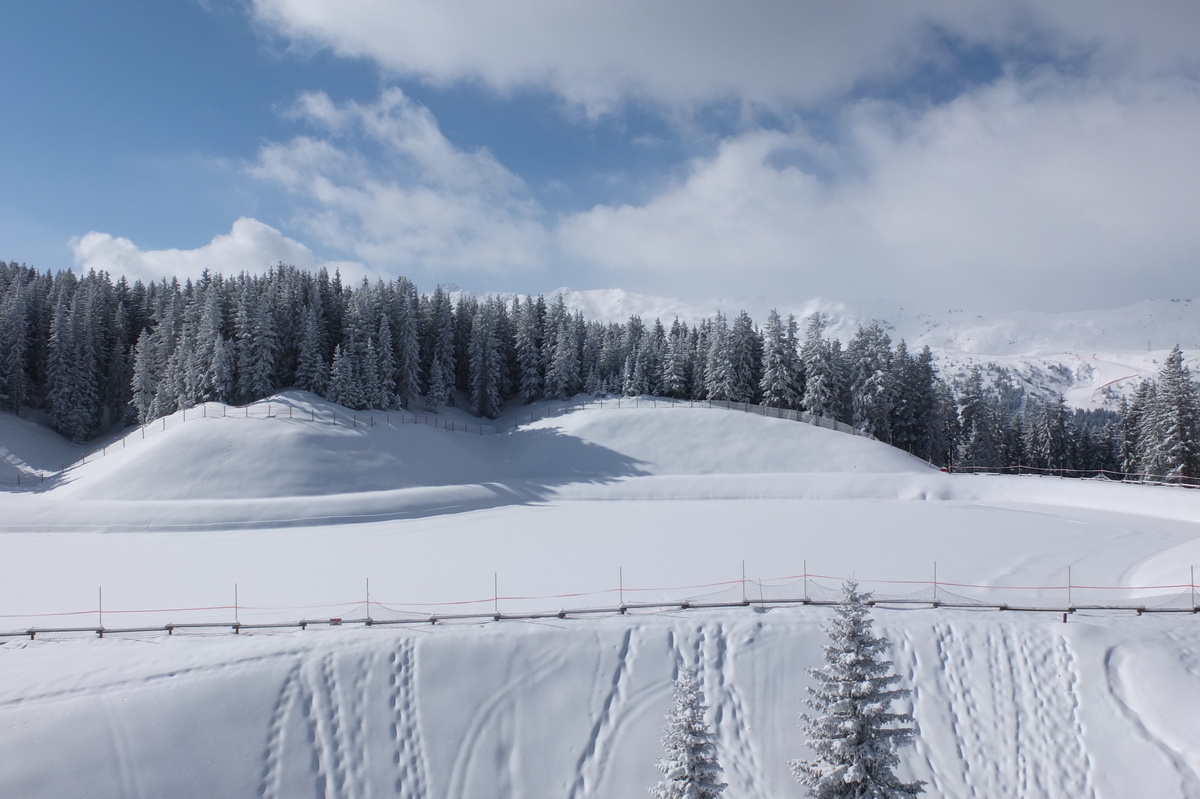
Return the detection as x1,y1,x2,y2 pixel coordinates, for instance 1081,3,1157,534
568,627,638,799
103,693,145,799
936,623,1094,798
701,622,768,799
390,638,429,799
1104,645,1200,797
259,662,302,799
445,645,565,799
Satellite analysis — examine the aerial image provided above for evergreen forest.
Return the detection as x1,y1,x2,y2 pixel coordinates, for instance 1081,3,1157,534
0,261,1196,483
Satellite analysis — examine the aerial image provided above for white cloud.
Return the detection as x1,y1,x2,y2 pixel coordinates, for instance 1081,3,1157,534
250,0,1200,114
248,88,550,275
70,217,359,285
558,76,1200,310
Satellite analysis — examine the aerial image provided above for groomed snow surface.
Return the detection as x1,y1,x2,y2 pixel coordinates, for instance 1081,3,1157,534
2,392,1199,797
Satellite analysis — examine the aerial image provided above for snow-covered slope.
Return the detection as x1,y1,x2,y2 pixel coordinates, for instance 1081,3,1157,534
1,609,1197,799
2,392,1200,797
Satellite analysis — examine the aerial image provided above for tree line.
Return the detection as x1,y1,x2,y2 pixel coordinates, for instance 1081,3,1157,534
0,260,1195,482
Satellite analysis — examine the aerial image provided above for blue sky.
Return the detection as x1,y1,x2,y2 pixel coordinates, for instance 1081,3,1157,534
2,0,1198,311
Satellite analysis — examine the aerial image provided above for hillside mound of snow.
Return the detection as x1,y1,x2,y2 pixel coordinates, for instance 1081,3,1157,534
0,411,89,482
53,393,926,502
531,405,924,476
2,610,1198,798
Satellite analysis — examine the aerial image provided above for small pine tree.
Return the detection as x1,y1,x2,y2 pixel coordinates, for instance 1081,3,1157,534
651,668,727,799
792,580,924,799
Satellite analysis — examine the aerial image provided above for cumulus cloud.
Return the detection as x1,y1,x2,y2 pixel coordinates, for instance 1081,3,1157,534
248,89,550,275
70,217,359,285
250,0,1200,113
558,75,1200,309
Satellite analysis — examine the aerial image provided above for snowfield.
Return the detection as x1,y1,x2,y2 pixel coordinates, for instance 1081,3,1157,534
1,392,1199,797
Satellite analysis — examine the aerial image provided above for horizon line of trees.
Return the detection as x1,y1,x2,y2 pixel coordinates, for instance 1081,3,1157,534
0,260,1195,481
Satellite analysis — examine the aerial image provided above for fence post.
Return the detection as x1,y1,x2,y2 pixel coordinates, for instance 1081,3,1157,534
1067,565,1072,608
933,562,938,605
803,559,808,602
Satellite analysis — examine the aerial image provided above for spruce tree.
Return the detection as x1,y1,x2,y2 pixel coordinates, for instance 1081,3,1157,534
801,314,837,418
651,668,727,799
760,308,801,409
1146,345,1200,481
468,301,503,418
515,295,544,403
704,312,735,402
792,580,924,799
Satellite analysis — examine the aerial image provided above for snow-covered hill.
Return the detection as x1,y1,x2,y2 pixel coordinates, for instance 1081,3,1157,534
2,392,1199,797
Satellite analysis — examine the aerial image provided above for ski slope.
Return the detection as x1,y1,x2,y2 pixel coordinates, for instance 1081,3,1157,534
1,393,1199,797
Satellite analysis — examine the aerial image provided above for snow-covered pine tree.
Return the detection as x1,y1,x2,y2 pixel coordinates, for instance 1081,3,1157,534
651,668,727,799
294,298,328,395
376,314,398,408
728,310,761,404
704,312,734,402
545,311,581,400
361,338,383,409
515,295,544,403
328,343,364,410
760,308,801,409
801,313,836,418
423,286,457,410
1144,345,1200,481
847,323,895,440
391,279,422,409
662,319,691,399
468,301,503,418
129,329,159,423
792,580,924,799
2,278,33,413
